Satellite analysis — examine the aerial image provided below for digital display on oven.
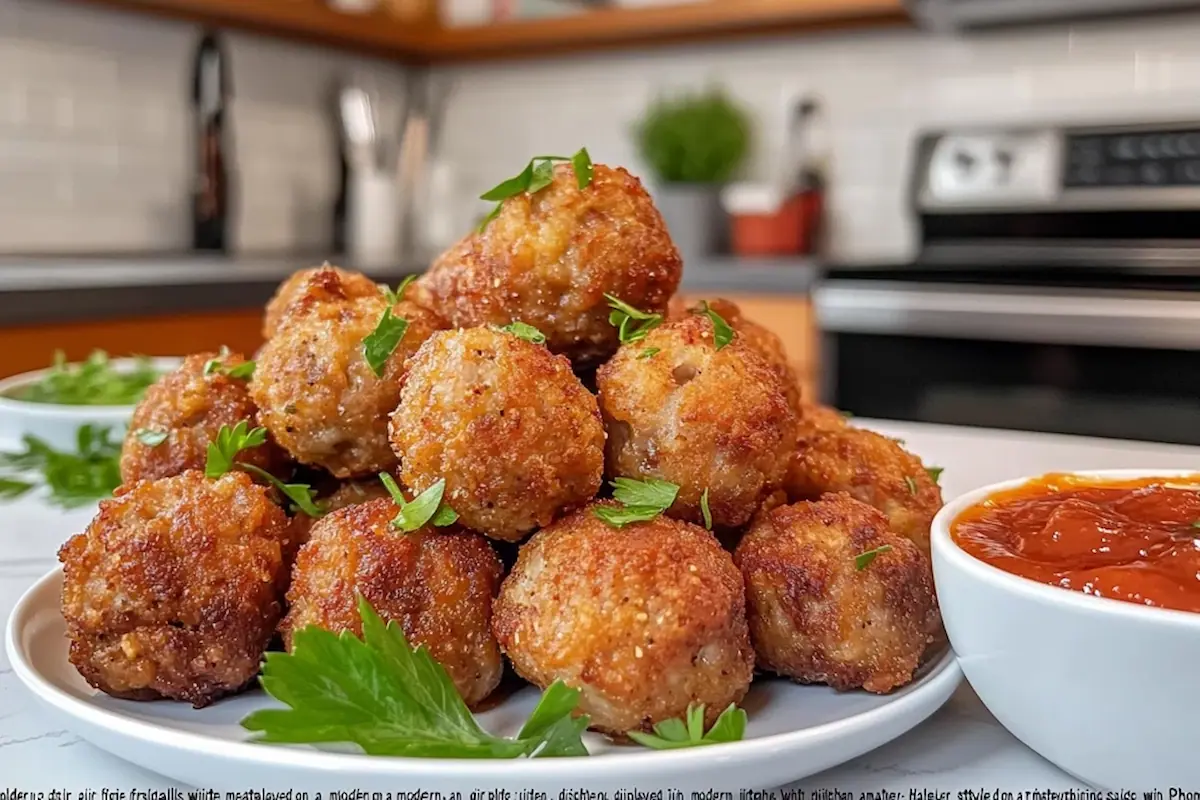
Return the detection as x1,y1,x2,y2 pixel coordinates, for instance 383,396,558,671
1063,129,1200,188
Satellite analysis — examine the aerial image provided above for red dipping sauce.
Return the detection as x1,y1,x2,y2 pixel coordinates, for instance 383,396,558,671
951,474,1200,614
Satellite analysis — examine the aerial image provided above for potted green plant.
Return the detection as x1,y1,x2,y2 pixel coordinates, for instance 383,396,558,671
634,87,751,262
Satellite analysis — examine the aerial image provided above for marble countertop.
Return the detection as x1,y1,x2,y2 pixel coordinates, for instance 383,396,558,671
7,419,1198,792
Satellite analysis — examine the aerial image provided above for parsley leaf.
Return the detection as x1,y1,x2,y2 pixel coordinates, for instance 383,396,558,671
926,466,943,485
13,350,160,406
605,294,663,344
362,308,410,378
134,428,168,447
904,475,919,495
379,473,459,532
627,703,746,750
0,477,33,500
694,301,734,350
499,321,547,344
238,463,326,518
478,148,594,231
242,596,590,758
203,346,255,380
700,488,713,530
381,275,417,305
0,425,121,508
593,477,679,527
204,421,268,479
638,347,660,360
855,544,893,571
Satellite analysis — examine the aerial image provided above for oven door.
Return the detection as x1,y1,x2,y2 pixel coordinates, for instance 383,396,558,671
815,280,1200,445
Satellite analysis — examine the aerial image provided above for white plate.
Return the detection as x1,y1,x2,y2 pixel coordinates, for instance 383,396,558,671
8,568,961,793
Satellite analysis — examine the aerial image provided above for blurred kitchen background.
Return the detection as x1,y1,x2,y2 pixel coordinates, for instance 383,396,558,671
5,0,1200,444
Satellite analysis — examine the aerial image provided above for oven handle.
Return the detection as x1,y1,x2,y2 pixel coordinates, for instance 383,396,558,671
814,281,1200,350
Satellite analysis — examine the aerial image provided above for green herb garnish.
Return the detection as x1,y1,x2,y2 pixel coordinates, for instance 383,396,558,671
134,428,168,447
478,148,594,232
593,477,679,527
203,347,255,380
204,421,268,479
499,321,547,344
362,308,410,379
0,425,121,508
379,473,459,532
627,703,746,750
241,596,589,758
238,463,326,519
926,466,943,485
638,348,660,360
9,351,160,406
693,301,734,350
381,275,417,305
606,295,662,345
904,475,919,495
700,488,713,530
855,544,893,571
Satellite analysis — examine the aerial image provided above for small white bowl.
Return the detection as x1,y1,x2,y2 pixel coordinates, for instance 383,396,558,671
931,469,1200,791
0,357,179,451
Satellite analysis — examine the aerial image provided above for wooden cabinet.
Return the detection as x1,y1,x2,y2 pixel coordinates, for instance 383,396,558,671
69,0,907,63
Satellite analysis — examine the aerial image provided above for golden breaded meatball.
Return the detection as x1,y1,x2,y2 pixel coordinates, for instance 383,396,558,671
120,351,286,485
493,504,754,736
735,494,939,693
785,427,943,557
797,402,849,439
669,298,802,414
252,279,445,478
289,476,395,547
262,264,381,339
58,471,291,708
282,498,504,708
596,315,796,529
389,327,605,543
414,164,681,368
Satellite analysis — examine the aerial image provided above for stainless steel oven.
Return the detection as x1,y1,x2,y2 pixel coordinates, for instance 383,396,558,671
816,121,1200,445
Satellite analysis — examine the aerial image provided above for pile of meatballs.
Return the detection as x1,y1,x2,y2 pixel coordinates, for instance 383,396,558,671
58,161,945,742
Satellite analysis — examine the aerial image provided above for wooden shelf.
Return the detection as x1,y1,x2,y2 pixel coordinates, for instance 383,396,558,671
71,0,908,63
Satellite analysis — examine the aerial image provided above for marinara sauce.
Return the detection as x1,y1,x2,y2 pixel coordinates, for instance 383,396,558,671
951,474,1200,614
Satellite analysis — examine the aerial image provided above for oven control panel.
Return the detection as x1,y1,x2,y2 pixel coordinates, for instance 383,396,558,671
1063,129,1200,188
915,122,1200,212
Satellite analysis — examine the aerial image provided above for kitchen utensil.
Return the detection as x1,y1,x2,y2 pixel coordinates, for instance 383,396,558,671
339,85,377,172
190,31,233,253
348,169,401,269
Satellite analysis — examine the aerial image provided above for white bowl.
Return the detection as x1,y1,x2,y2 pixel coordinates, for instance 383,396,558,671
931,469,1200,790
0,357,179,451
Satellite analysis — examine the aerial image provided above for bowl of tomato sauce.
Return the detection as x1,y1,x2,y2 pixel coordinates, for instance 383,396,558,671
931,470,1200,791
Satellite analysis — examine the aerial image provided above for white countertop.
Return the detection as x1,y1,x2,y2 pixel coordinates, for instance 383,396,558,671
4,419,1199,792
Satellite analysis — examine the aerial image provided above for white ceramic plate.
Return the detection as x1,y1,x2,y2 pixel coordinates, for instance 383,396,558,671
8,569,960,793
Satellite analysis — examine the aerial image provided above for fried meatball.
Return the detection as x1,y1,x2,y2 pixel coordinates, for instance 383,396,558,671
58,471,291,707
290,476,395,546
389,327,605,543
596,315,796,529
414,164,681,368
785,426,943,557
735,494,939,693
797,402,848,439
262,264,381,339
282,498,504,708
252,280,445,478
120,351,286,485
493,504,754,736
669,298,802,414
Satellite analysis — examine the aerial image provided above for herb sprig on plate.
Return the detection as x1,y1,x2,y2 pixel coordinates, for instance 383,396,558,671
692,301,734,351
10,350,161,406
627,702,746,750
854,544,893,571
241,597,590,758
204,422,324,518
380,473,459,532
606,295,662,345
593,477,679,527
0,425,121,508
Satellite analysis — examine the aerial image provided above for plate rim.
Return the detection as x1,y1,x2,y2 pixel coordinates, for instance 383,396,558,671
7,566,962,778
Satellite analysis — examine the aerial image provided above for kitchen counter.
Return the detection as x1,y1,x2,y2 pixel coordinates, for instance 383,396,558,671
6,419,1199,792
0,255,820,326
